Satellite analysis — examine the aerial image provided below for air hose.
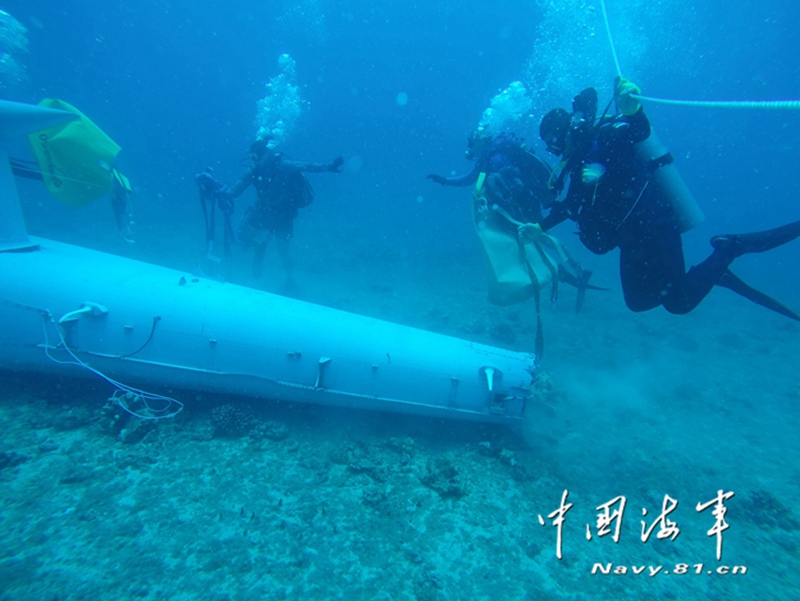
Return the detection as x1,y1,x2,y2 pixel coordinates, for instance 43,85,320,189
599,0,800,110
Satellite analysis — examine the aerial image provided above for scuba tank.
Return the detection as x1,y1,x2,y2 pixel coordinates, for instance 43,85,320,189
546,87,705,234
633,127,705,233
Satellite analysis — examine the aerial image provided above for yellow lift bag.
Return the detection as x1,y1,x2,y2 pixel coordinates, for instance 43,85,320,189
27,98,122,207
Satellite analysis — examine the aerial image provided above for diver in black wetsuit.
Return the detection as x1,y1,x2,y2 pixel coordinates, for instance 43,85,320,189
427,131,554,227
227,138,343,284
530,77,800,320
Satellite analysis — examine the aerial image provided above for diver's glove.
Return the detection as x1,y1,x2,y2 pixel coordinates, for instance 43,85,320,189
581,162,606,185
615,76,641,116
426,174,447,185
329,156,344,172
518,222,545,245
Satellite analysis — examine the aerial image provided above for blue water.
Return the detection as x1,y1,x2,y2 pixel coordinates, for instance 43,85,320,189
1,1,799,599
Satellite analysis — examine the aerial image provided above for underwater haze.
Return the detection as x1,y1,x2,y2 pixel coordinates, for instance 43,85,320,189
1,1,799,600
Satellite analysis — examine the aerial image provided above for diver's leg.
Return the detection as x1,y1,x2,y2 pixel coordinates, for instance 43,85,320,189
630,216,733,315
618,215,728,315
238,207,258,249
275,216,295,284
665,219,800,317
619,237,673,313
613,206,670,313
666,241,800,319
624,218,800,316
662,248,732,314
276,236,293,283
251,224,273,279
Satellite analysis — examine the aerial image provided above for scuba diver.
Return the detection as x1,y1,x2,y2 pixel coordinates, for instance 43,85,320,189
224,138,343,285
427,130,553,225
427,130,599,312
530,77,800,320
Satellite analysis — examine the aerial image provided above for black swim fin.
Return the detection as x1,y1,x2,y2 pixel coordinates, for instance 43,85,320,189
574,269,591,314
557,265,607,291
557,266,608,313
717,269,800,321
711,219,800,257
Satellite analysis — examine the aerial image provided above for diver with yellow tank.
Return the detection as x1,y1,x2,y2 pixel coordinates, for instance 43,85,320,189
529,77,800,320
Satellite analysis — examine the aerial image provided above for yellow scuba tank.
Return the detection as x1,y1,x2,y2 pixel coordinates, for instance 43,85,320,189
634,127,704,233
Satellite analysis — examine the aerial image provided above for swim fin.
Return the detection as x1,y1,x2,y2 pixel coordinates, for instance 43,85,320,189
557,265,608,313
574,269,592,314
711,219,800,257
717,269,800,321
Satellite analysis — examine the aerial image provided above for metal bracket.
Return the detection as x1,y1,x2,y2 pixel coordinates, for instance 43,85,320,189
315,357,332,388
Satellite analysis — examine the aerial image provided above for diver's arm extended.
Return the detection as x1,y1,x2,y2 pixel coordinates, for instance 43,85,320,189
427,163,481,187
227,170,254,199
282,156,344,173
538,201,570,232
